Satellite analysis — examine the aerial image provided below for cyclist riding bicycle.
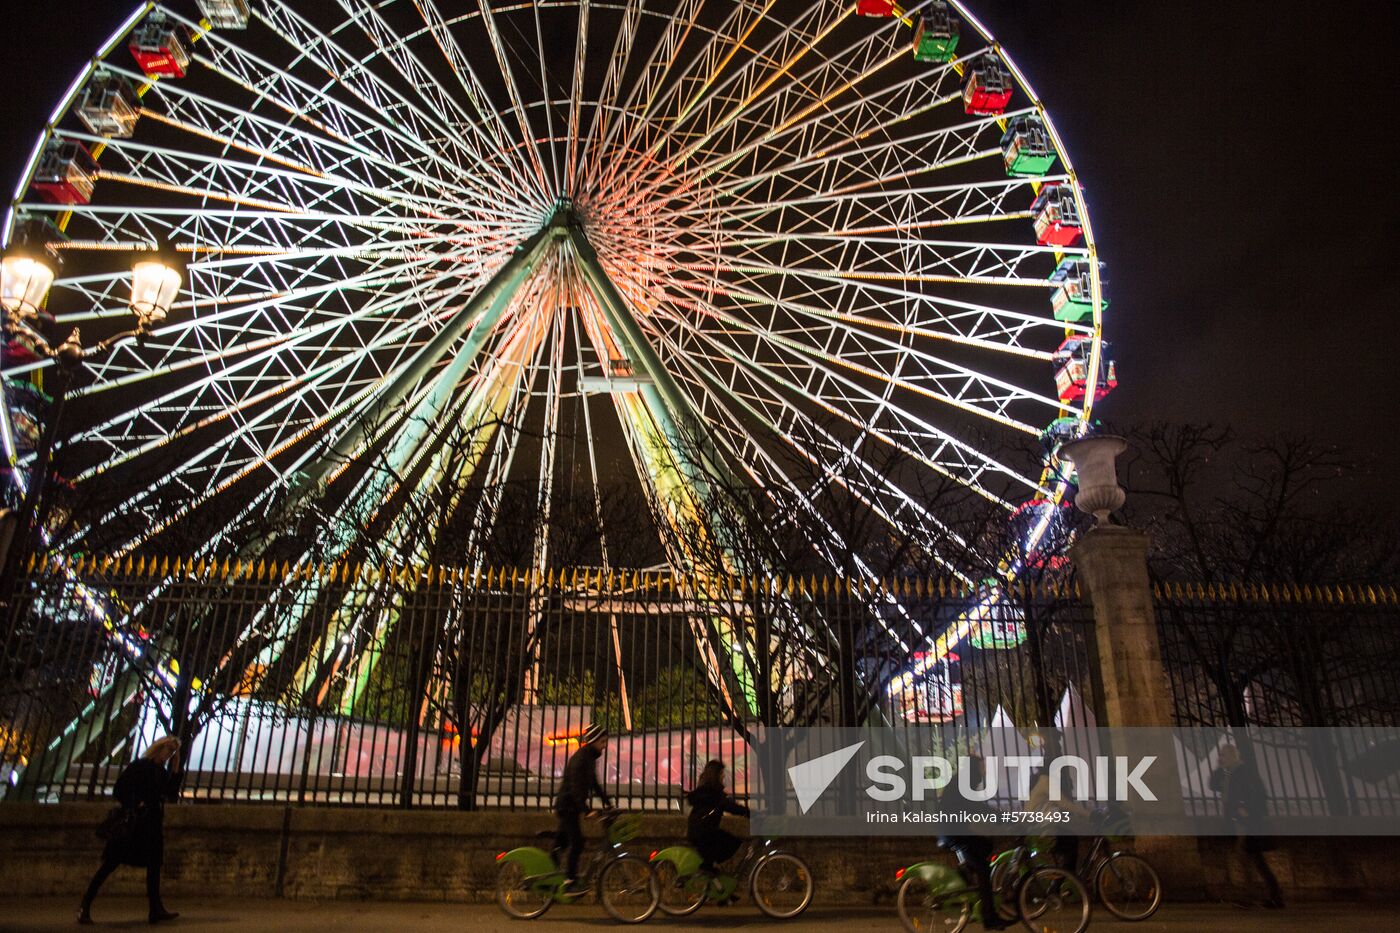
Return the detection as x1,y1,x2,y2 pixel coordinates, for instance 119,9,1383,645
685,759,750,875
939,753,1010,931
552,723,611,891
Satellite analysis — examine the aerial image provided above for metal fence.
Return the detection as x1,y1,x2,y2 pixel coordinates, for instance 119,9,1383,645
1155,582,1400,820
0,555,1098,809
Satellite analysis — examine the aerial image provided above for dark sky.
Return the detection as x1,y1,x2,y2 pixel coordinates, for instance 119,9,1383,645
4,1,1396,494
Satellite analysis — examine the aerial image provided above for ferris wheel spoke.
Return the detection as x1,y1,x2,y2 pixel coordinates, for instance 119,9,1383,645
654,264,1060,361
680,48,968,187
64,288,469,489
118,61,487,206
573,0,642,192
331,0,546,203
74,289,518,556
61,251,461,379
664,173,1047,236
198,7,524,207
669,341,985,573
194,25,461,185
61,121,479,222
691,100,1021,210
586,0,717,191
638,287,1042,502
472,0,555,198
564,0,589,191
68,271,471,482
653,3,899,184
670,235,1070,289
411,0,524,158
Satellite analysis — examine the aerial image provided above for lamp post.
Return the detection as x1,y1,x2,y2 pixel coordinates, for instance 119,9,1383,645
0,229,181,603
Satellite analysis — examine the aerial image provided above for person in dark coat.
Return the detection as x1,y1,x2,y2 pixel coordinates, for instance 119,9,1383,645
1209,743,1283,909
78,735,183,925
938,752,1010,931
551,723,611,887
685,759,749,873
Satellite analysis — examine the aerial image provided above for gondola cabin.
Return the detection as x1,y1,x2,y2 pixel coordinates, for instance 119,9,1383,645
2,311,54,368
5,380,51,453
197,0,251,29
1048,257,1106,323
1031,183,1082,247
912,5,959,62
1052,336,1116,403
962,57,1013,115
1000,116,1056,176
32,140,99,206
129,14,191,78
76,72,140,138
857,0,898,16
1039,415,1083,454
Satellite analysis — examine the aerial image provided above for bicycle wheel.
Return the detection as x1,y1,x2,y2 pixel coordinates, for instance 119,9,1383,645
1094,853,1162,921
495,861,553,920
897,873,971,933
653,859,707,917
597,854,660,924
988,856,1023,922
751,852,814,919
1017,868,1090,933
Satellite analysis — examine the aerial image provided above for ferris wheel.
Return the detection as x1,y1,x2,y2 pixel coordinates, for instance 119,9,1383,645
1,0,1113,592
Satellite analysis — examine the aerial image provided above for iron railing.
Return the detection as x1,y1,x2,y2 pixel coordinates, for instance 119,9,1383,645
1155,582,1400,820
0,556,1097,809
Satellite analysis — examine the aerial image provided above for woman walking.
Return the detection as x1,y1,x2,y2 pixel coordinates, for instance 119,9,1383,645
78,735,183,925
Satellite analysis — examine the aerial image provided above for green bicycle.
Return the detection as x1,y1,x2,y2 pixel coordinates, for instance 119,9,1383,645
494,810,659,923
898,842,1090,933
649,837,814,919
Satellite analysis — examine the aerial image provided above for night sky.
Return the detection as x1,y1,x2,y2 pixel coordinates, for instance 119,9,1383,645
4,1,1396,497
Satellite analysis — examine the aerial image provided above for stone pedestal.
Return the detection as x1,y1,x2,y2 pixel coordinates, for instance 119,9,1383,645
1071,526,1174,728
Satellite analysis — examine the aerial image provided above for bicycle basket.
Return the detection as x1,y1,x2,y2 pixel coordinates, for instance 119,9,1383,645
607,812,642,844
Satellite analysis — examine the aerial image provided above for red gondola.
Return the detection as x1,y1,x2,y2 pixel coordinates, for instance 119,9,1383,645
1031,183,1083,247
857,0,898,16
1052,336,1116,403
129,14,191,79
962,57,1013,115
32,140,99,206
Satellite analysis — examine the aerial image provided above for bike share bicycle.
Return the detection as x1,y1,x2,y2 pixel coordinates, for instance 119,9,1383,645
897,838,1091,933
649,835,814,919
1076,808,1162,921
495,809,660,923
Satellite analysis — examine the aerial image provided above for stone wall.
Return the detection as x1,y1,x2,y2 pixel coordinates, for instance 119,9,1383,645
4,803,1397,905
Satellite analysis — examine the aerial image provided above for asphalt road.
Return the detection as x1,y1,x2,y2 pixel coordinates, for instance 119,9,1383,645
3,899,1392,932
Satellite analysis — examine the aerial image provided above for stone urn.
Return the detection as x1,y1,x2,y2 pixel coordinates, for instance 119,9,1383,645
1058,435,1127,525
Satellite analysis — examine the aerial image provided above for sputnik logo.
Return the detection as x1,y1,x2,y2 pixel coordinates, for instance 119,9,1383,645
787,741,865,814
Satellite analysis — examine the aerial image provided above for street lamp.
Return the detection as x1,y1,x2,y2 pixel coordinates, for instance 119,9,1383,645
0,243,57,320
0,226,182,599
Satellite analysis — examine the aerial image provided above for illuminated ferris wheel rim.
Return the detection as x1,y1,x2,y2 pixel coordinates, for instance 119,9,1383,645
1,0,1110,591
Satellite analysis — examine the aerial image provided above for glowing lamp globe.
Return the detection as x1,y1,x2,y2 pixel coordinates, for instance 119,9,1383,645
129,259,180,328
1,251,57,320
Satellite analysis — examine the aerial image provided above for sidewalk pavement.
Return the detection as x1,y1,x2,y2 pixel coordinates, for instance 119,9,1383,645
2,898,1391,932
